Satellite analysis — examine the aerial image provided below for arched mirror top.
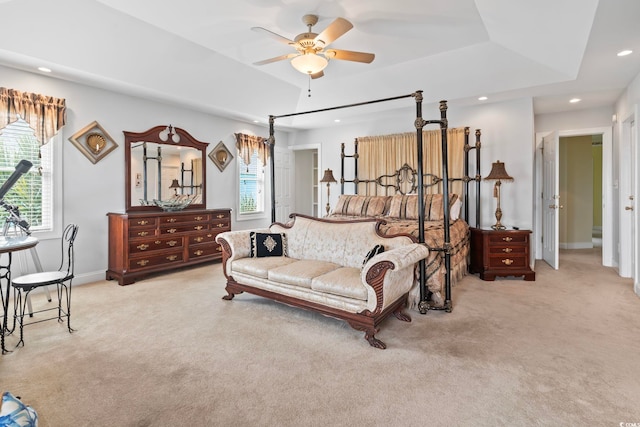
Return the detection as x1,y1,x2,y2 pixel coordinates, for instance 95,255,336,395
124,125,208,212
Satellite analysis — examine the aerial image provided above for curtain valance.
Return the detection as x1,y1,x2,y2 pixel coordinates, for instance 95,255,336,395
0,87,67,145
235,133,268,167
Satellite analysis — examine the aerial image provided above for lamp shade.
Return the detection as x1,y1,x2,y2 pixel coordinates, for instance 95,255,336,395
169,179,181,189
319,169,337,183
484,160,513,181
291,53,328,75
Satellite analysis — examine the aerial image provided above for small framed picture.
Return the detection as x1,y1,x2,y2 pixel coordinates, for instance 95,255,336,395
209,141,234,172
68,121,118,164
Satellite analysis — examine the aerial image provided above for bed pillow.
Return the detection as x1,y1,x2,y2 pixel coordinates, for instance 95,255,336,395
450,198,462,221
0,392,38,427
362,244,385,268
250,232,287,257
332,195,390,217
427,194,459,221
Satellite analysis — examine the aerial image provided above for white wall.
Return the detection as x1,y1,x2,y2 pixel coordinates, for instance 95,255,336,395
290,97,536,230
1,65,288,285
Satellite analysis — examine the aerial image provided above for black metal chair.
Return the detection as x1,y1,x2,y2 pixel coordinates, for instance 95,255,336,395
11,224,78,347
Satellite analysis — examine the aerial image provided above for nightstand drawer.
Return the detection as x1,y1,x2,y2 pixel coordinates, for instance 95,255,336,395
488,255,529,269
488,245,527,255
488,234,528,245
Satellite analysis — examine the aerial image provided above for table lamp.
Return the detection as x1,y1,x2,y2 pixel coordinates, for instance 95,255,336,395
484,160,513,230
319,169,337,215
169,179,181,196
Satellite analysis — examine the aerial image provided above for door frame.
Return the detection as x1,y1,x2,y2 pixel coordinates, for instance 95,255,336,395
535,126,613,267
289,143,322,218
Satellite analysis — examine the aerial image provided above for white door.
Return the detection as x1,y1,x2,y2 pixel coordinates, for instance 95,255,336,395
620,115,636,278
543,131,560,269
274,146,292,223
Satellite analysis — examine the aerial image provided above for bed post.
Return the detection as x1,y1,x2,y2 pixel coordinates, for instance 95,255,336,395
475,129,482,228
413,91,429,314
438,101,452,313
269,115,276,223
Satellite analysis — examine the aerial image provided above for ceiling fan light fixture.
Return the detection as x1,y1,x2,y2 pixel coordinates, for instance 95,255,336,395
291,53,328,75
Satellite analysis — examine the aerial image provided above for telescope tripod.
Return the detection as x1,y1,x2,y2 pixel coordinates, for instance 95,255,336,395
2,218,51,317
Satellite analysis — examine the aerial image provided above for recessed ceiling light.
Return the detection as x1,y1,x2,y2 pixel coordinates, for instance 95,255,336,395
37,67,51,73
570,98,581,103
334,119,341,123
478,96,488,101
617,50,633,57
253,120,259,123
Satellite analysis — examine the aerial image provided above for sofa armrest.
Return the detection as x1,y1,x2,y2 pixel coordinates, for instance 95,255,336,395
216,229,270,275
361,243,429,314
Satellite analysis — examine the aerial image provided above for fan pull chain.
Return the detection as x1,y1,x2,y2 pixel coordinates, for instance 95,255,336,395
308,75,312,97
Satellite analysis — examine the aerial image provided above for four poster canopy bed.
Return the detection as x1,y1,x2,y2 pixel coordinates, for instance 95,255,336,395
216,91,483,347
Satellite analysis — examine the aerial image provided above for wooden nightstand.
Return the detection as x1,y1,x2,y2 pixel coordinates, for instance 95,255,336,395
469,228,535,281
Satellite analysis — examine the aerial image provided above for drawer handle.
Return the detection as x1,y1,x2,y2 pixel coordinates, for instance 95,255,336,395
503,248,512,253
502,259,514,266
216,247,222,252
137,220,149,226
137,244,149,251
194,250,204,256
195,237,204,243
216,214,225,219
136,259,149,266
167,218,177,223
216,223,225,228
195,216,204,221
137,231,149,237
502,237,513,242
194,225,204,231
167,228,177,234
166,255,178,261
167,240,178,247
155,240,161,244
207,233,213,238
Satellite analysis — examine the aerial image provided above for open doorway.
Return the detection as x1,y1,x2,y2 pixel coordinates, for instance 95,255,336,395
535,127,613,270
558,134,602,250
292,147,320,217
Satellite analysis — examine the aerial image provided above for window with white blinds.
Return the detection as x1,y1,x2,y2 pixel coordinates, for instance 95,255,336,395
238,150,265,216
0,118,53,233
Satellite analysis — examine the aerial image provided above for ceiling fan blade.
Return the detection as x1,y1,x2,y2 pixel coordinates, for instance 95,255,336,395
325,49,375,63
310,71,324,79
253,53,297,66
314,17,353,46
251,26,294,45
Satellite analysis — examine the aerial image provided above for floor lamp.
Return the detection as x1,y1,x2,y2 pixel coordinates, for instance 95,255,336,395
320,169,337,215
484,160,513,230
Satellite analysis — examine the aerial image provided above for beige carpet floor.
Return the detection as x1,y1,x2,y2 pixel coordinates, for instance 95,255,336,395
1,248,639,426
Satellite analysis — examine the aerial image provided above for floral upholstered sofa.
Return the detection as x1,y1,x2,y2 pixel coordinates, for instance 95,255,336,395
215,214,429,349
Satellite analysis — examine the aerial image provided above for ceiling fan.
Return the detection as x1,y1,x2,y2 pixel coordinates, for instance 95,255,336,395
252,14,375,79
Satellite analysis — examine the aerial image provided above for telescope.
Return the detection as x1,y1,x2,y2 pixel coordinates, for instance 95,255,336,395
0,160,33,235
0,160,33,201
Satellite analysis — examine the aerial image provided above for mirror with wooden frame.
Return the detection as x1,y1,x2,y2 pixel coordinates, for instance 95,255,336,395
124,125,208,212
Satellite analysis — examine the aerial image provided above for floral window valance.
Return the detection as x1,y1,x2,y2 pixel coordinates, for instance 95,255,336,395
235,133,268,167
0,87,67,145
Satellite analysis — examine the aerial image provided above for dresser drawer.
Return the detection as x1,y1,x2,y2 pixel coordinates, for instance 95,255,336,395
129,236,183,254
188,243,221,259
129,217,158,228
160,213,209,224
128,227,157,239
212,211,230,221
189,232,216,245
160,224,210,235
129,250,184,270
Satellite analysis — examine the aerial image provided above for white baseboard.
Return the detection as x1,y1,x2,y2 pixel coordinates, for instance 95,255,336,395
559,242,594,250
74,270,108,286
635,281,640,298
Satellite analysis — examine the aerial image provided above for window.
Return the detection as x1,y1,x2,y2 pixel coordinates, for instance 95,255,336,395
0,119,54,233
238,150,265,217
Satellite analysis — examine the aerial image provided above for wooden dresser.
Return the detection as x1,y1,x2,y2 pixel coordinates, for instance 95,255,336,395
106,209,231,285
469,227,535,281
